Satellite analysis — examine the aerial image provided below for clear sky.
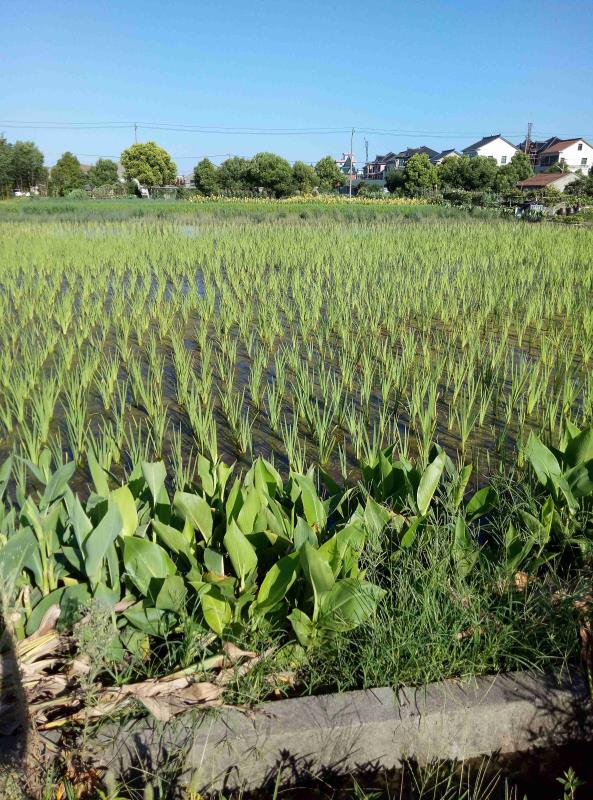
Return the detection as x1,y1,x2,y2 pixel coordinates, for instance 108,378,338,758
2,0,592,172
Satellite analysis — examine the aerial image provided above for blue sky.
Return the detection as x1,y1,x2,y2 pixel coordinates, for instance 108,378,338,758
2,0,592,171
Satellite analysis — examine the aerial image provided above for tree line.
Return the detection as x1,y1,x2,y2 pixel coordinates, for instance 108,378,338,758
1,134,592,200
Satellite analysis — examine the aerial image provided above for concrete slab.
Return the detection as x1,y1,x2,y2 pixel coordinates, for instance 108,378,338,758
88,668,592,793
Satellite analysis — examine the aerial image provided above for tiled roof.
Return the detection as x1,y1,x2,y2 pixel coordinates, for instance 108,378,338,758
540,138,584,154
517,172,572,187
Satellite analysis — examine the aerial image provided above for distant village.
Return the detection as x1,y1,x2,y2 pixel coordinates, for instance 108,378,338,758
336,134,593,193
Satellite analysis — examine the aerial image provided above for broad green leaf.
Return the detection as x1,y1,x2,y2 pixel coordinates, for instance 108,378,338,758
83,504,123,582
226,477,242,521
123,537,176,597
236,486,263,533
111,485,138,537
26,583,90,636
255,551,299,614
87,448,110,497
0,455,13,497
319,578,385,632
416,451,446,516
566,460,593,499
152,518,196,563
70,495,92,551
525,432,562,487
293,474,327,530
197,454,216,496
451,516,479,579
300,541,334,620
363,496,391,537
200,585,231,635
224,520,258,588
452,464,473,509
0,528,37,588
40,461,76,508
123,604,171,637
400,514,424,548
173,491,213,543
142,461,167,505
154,574,186,611
203,547,224,576
253,458,283,497
564,427,593,468
293,516,317,550
288,608,316,647
465,485,497,522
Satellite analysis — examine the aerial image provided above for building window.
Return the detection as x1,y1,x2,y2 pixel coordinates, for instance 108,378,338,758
582,158,588,166
578,143,583,151
500,155,507,164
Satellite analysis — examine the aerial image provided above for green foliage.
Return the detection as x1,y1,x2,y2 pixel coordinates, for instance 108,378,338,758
403,153,439,195
11,141,45,192
564,171,593,199
314,155,346,191
218,156,250,192
87,158,119,188
385,166,405,194
356,181,384,197
120,141,177,186
292,160,317,193
0,135,13,196
49,152,84,196
0,137,46,195
438,155,499,191
0,453,386,651
495,152,533,193
193,158,220,196
248,152,295,197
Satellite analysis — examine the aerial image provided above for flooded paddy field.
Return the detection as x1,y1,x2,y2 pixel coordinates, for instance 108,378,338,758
1,214,592,494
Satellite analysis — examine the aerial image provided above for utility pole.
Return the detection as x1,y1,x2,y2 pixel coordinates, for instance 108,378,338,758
525,121,532,154
134,123,138,144
349,128,354,199
364,138,369,165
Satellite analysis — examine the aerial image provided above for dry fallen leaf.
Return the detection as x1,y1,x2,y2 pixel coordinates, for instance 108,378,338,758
513,571,529,591
222,641,257,663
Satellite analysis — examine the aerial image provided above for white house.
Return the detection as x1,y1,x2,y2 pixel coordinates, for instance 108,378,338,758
462,134,519,166
536,138,593,174
430,148,462,165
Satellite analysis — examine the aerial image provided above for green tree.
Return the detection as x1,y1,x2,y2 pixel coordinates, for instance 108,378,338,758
11,141,45,192
292,160,317,193
218,157,250,192
193,158,220,195
49,152,84,196
564,172,593,199
88,158,119,187
438,155,498,191
0,136,14,196
314,155,346,191
403,153,439,195
385,166,405,194
495,152,533,193
248,152,294,197
120,141,177,186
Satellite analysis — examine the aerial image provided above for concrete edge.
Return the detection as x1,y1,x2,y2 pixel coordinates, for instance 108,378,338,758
84,667,592,793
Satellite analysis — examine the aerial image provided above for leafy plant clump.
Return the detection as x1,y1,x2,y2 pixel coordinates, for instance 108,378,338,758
2,425,592,729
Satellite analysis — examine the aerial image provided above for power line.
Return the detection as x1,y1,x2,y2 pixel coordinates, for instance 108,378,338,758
3,119,587,139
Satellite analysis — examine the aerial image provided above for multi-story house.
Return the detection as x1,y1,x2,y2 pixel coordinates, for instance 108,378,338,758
462,134,519,166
